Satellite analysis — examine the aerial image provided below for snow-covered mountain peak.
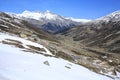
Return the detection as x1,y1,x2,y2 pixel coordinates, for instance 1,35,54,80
45,10,51,13
95,10,120,23
17,10,64,21
109,10,120,16
13,10,92,33
17,10,43,20
16,10,91,23
44,10,57,16
22,10,31,14
21,10,42,15
43,10,60,20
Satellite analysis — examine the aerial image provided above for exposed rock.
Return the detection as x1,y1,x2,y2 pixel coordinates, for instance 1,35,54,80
43,61,50,66
65,66,71,69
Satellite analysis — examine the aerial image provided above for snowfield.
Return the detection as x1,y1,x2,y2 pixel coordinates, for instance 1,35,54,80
0,33,117,80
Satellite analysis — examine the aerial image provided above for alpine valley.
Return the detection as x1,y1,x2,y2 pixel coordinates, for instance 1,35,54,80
0,10,120,80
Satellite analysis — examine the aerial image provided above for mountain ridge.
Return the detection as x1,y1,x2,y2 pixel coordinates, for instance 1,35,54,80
6,10,91,33
16,10,91,22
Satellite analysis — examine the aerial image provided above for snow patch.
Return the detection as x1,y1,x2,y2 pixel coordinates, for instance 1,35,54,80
0,33,52,55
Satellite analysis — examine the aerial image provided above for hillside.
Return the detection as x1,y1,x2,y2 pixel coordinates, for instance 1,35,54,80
57,11,120,78
62,11,120,53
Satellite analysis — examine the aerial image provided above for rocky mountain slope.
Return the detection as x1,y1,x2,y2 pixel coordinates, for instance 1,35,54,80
58,11,120,77
0,12,57,41
63,10,120,53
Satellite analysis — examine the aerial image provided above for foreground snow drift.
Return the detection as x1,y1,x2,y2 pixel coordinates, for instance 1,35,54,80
0,33,116,80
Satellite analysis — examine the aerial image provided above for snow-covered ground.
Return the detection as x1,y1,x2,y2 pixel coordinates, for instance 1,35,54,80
0,33,117,80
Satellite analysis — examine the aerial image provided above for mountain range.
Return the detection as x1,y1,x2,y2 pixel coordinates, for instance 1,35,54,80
0,10,120,80
7,10,90,33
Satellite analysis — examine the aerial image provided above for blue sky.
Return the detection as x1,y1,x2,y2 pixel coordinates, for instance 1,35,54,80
0,0,120,19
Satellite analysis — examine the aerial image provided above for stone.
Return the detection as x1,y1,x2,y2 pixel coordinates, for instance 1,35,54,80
43,61,50,66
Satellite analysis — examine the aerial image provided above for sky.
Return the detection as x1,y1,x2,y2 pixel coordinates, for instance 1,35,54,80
0,0,120,19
